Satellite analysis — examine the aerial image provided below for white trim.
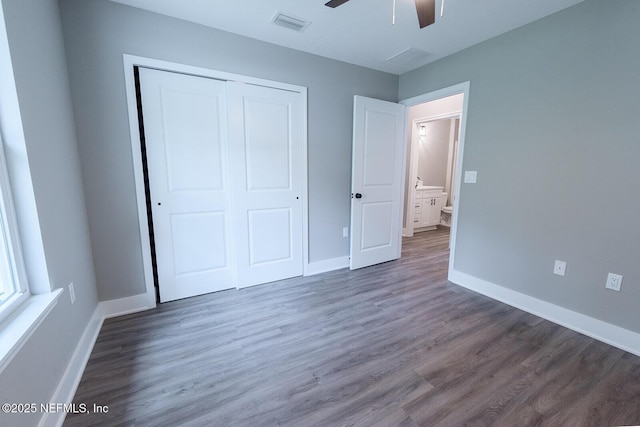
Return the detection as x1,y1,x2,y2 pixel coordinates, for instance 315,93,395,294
398,104,409,259
405,119,418,238
401,83,469,107
306,256,350,276
0,289,62,374
400,81,471,276
124,55,305,93
300,87,310,278
444,118,459,205
37,294,154,427
449,269,640,357
39,305,104,427
0,131,31,306
414,111,462,123
123,54,309,305
100,293,153,319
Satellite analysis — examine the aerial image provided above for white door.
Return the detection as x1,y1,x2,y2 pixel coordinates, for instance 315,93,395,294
227,82,304,288
139,68,234,302
350,96,406,270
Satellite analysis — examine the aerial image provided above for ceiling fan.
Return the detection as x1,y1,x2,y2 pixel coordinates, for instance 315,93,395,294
325,0,436,29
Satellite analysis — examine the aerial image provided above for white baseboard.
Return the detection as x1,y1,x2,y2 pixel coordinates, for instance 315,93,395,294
100,293,155,319
38,293,155,427
306,256,350,276
449,269,640,357
39,306,104,427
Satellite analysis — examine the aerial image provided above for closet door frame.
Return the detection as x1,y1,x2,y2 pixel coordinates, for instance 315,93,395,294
123,54,309,309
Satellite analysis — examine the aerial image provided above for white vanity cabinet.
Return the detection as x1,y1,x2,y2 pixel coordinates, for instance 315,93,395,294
414,187,447,230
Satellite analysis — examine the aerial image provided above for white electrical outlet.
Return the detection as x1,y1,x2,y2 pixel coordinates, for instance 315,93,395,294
554,260,567,276
68,282,76,304
605,273,623,292
343,227,349,238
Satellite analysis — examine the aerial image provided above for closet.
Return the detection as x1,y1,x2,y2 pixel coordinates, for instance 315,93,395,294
138,68,304,302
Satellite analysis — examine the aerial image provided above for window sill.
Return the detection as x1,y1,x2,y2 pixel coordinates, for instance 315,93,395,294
0,288,63,374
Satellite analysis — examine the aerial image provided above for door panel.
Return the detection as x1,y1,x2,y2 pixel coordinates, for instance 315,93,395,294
248,208,293,265
170,212,228,275
360,202,393,250
162,88,225,191
227,82,304,288
244,99,292,191
350,96,406,270
363,111,398,186
139,68,234,302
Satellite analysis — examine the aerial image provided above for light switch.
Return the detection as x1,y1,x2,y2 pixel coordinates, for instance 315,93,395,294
464,171,477,184
554,260,566,276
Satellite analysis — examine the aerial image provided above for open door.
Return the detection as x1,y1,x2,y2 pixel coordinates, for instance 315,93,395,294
350,96,406,270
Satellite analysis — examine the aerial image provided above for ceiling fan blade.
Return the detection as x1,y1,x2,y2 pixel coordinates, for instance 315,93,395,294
325,0,350,8
415,0,435,28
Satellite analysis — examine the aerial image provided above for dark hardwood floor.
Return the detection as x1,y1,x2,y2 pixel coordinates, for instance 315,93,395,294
65,228,640,426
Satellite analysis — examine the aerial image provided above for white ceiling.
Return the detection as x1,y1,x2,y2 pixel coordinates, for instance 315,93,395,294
109,0,584,75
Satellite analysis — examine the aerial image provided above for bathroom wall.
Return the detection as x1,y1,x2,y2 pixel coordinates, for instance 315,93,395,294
403,94,463,229
417,119,452,188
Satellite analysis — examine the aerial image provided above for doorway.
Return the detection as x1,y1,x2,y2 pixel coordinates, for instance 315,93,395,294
400,83,470,276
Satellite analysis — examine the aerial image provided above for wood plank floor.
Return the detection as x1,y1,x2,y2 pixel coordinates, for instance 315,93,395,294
65,228,640,426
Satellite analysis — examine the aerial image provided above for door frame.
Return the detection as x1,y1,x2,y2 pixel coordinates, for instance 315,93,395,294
400,81,470,279
123,54,309,307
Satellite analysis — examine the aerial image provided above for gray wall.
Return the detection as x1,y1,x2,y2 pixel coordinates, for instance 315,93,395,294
59,0,399,301
400,0,639,332
0,0,99,425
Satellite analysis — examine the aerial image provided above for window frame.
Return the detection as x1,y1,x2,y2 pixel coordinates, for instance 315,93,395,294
0,132,30,324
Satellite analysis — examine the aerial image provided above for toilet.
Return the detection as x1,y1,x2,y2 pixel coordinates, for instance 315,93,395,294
440,206,453,227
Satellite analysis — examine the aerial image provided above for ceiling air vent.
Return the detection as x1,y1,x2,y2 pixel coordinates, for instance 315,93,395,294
387,47,435,68
272,12,310,32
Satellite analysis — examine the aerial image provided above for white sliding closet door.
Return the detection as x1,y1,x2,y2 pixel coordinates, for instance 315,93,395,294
139,68,234,302
227,82,304,288
139,68,304,301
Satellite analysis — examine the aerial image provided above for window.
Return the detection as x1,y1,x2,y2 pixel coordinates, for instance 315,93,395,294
0,134,29,324
0,5,63,374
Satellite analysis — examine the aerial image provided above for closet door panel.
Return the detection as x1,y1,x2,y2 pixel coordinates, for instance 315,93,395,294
227,82,304,288
139,68,234,302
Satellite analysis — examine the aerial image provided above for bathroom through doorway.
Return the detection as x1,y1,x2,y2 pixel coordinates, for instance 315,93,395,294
400,85,468,279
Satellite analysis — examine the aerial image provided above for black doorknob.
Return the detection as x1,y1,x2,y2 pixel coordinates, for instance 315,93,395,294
355,193,363,199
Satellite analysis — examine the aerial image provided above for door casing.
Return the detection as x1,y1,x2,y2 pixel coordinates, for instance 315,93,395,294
400,82,471,279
